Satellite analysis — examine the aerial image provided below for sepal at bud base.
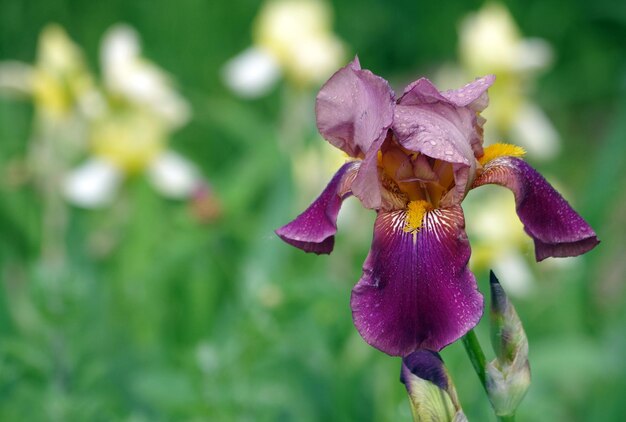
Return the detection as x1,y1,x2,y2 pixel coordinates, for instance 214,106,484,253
486,270,531,416
400,350,467,422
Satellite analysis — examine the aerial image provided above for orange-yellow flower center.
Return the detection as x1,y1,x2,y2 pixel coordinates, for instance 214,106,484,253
404,200,432,233
378,143,456,210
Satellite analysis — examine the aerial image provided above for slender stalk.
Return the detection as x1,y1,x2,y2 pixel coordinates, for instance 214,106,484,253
462,329,516,422
462,329,488,392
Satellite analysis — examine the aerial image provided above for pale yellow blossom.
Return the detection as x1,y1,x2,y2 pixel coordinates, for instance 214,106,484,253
223,0,346,97
457,3,559,160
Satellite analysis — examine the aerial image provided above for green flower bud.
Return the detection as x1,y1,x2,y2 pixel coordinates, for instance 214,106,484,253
400,350,467,422
486,270,531,416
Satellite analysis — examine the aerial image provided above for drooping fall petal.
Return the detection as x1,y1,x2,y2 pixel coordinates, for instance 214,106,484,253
473,156,599,261
351,206,483,355
315,57,395,158
276,161,359,254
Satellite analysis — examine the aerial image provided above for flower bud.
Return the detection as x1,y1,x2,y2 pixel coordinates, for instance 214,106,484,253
486,270,531,416
400,350,467,422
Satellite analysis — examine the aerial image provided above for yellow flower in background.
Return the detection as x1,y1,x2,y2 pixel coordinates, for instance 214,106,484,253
223,0,346,97
0,24,101,120
62,25,204,208
290,136,348,209
464,188,535,297
453,3,559,160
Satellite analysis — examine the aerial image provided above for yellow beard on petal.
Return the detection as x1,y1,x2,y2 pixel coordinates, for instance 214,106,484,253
478,142,526,166
404,200,432,234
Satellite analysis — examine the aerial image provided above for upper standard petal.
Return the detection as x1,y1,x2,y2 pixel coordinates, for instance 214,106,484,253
392,103,478,206
398,75,494,110
441,74,495,111
391,77,494,205
395,75,493,160
316,57,395,158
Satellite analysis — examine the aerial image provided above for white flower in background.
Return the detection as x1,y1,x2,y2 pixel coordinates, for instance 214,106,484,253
223,0,346,97
63,25,204,209
101,24,190,127
456,3,559,160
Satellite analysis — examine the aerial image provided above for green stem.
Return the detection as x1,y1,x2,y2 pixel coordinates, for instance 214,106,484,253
462,329,488,392
462,329,516,422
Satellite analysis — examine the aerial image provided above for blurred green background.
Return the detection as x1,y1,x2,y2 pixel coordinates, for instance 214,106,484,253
0,0,625,420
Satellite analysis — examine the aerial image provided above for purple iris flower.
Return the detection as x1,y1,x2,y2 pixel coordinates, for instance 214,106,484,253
276,58,599,357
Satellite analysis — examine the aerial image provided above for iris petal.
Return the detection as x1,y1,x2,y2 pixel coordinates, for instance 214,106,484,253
351,205,483,356
391,76,495,205
276,161,359,254
473,156,599,261
315,57,395,158
393,103,477,205
350,133,386,209
441,74,495,110
395,75,494,163
398,75,494,110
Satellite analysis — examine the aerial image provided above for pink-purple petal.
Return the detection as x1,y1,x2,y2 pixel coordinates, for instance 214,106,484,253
316,58,395,158
398,75,494,111
398,77,448,106
276,161,359,255
351,206,483,356
441,74,495,111
473,156,599,261
393,103,474,166
395,76,492,163
392,103,478,205
350,133,387,209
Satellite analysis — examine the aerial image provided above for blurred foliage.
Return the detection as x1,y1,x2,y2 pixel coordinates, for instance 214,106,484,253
0,0,625,421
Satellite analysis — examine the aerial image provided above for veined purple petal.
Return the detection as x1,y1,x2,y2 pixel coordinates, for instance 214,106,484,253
316,57,395,158
473,156,599,261
400,350,448,391
276,161,359,254
351,206,483,356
